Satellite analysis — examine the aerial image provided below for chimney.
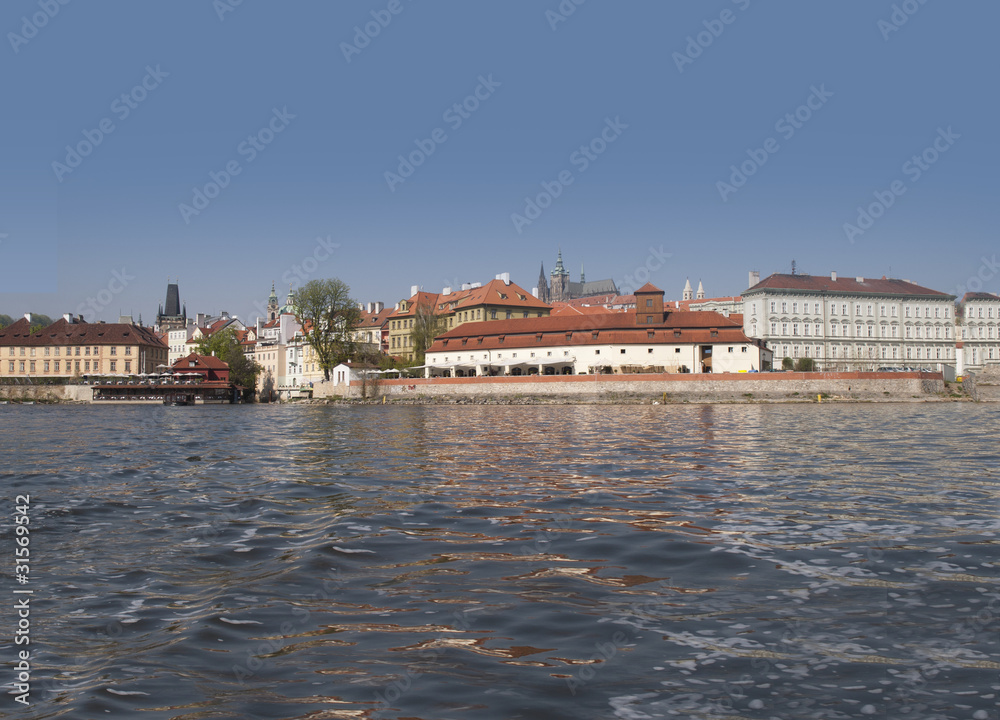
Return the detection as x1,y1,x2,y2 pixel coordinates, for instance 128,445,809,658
831,271,837,281
748,270,760,288
442,286,452,295
499,272,510,285
461,283,472,291
23,313,32,323
856,276,864,283
63,313,73,323
374,301,384,313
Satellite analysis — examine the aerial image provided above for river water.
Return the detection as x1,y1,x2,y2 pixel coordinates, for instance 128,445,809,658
1,404,998,719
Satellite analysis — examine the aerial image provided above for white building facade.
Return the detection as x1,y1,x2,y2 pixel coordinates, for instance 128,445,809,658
743,273,956,371
958,292,1000,374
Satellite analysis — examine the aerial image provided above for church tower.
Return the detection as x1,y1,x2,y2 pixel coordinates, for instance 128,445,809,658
682,278,693,301
267,282,279,321
537,263,548,303
550,249,570,302
696,280,705,300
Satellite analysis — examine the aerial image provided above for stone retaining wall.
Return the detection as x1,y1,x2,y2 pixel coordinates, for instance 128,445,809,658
0,385,91,403
313,372,946,402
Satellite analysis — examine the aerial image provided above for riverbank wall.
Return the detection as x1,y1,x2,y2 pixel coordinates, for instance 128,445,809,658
312,371,952,403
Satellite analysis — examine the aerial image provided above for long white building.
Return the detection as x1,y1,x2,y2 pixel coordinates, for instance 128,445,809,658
958,292,1000,374
742,272,956,371
425,284,772,376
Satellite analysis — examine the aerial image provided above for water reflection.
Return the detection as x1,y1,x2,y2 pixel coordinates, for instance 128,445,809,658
1,404,997,720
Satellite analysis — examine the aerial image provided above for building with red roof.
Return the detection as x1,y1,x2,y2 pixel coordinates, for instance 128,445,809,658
742,272,956,371
424,284,770,376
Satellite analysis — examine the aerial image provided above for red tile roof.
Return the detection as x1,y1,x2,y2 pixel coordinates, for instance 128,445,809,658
428,310,753,353
0,318,166,347
634,282,663,294
173,352,229,370
962,292,1000,302
747,273,951,297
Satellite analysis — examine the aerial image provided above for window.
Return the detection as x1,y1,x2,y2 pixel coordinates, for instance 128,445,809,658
842,304,848,315
43,361,49,372
935,307,940,318
85,347,90,356
110,347,117,356
770,301,776,312
675,348,681,353
814,303,820,314
906,306,912,318
44,347,50,356
728,347,734,353
831,304,837,315
125,346,131,355
646,298,653,308
855,304,862,316
74,361,80,372
595,349,600,355
770,322,776,334
792,323,799,336
8,361,13,372
93,346,98,355
792,302,798,313
781,302,787,313
646,315,653,324
29,361,35,372
831,324,838,336
867,304,873,316
880,305,886,317
490,310,497,320
742,346,747,353
125,361,131,372
648,348,653,354
621,349,626,354
19,361,24,372
782,323,788,335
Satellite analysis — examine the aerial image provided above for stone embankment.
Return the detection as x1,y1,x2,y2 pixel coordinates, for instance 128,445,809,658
0,385,91,403
311,371,953,404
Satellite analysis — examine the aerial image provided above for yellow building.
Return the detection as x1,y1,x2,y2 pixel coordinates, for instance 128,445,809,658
0,314,168,379
387,277,551,362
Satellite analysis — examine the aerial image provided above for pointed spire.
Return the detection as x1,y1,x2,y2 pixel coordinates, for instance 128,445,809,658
682,278,693,301
696,280,705,300
552,248,568,277
580,261,585,284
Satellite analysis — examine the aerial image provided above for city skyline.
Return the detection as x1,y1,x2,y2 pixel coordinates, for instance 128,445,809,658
1,1,997,318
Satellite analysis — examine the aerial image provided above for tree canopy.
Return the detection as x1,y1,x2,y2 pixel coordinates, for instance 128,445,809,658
293,278,361,381
0,314,13,329
409,301,444,366
193,327,262,394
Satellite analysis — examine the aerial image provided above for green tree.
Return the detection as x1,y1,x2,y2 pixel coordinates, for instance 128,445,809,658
294,278,361,381
193,327,262,396
794,357,815,372
0,314,13,329
28,314,53,333
409,301,445,365
782,356,794,371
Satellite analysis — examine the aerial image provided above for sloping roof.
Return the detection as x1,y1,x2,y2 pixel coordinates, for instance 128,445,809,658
634,283,663,294
356,306,393,328
172,352,229,370
962,292,1000,302
452,279,550,311
550,304,618,317
428,309,749,354
747,273,951,298
0,318,166,347
0,318,32,342
388,291,441,319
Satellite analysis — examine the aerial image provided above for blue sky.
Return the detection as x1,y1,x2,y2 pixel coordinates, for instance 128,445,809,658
1,0,997,321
